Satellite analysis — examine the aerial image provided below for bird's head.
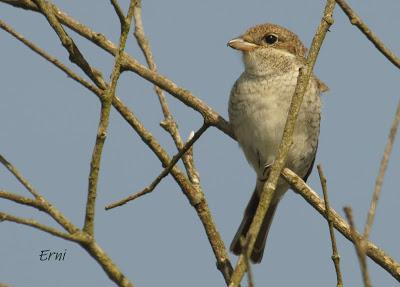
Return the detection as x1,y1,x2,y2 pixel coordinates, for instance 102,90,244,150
228,23,307,76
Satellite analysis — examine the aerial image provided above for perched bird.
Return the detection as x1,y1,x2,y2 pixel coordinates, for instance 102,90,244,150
228,23,328,263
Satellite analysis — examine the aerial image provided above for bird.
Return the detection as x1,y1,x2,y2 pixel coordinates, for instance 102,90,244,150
228,23,328,263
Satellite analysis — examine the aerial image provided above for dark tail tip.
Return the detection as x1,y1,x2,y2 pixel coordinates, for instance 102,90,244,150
230,236,244,256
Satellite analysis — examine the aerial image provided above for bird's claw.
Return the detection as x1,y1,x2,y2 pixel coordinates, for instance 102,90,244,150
259,162,273,182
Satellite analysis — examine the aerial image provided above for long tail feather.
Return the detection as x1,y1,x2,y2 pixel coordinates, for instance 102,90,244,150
230,188,279,263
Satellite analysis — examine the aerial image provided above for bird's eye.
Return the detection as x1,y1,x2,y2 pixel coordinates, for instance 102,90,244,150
264,34,278,44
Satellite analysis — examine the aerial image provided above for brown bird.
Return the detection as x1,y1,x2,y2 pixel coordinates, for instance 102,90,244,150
228,23,328,263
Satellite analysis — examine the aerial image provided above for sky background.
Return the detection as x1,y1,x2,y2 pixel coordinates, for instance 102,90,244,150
1,0,399,286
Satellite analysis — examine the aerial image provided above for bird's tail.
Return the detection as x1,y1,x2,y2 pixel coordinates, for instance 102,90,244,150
230,188,279,263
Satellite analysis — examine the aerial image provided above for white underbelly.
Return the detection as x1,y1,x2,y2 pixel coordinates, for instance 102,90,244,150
234,97,287,175
229,73,320,179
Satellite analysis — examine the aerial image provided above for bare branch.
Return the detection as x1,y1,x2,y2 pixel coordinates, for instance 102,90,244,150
0,15,232,276
0,16,200,216
0,212,88,243
0,18,196,215
335,0,400,69
0,154,80,234
133,0,168,116
0,190,45,211
2,4,141,286
0,153,40,199
83,241,134,287
317,165,343,287
132,0,199,183
241,236,254,287
229,1,336,285
364,100,400,239
282,168,400,282
0,13,202,222
110,0,126,29
113,99,235,282
105,123,209,210
83,0,136,235
113,96,234,283
344,207,371,287
31,0,107,88
1,12,233,281
0,0,233,138
0,19,101,96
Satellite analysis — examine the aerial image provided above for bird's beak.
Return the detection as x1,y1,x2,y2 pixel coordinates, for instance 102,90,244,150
227,38,258,52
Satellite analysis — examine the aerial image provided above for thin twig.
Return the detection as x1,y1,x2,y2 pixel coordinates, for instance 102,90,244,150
317,165,343,287
113,96,234,284
241,236,254,287
0,154,40,199
335,0,400,69
0,212,89,243
133,0,169,117
0,154,79,234
103,105,235,282
344,207,371,287
229,2,336,286
31,0,107,88
0,19,101,96
132,0,199,183
105,123,209,210
282,168,400,282
364,100,400,239
110,0,126,30
83,0,136,235
0,190,45,211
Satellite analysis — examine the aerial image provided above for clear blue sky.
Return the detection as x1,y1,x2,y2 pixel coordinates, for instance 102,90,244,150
1,0,399,286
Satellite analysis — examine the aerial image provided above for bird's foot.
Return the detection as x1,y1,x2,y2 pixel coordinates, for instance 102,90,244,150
259,162,273,182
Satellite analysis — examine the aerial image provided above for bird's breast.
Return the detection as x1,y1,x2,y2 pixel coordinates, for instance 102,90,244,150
228,71,321,177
